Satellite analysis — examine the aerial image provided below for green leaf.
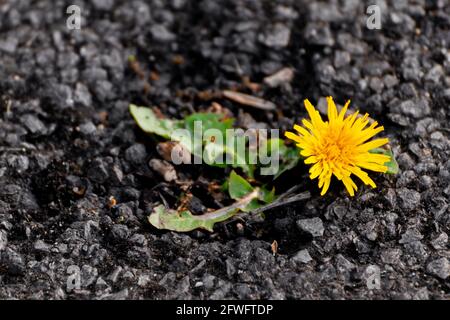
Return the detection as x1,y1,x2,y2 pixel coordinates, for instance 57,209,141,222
259,186,276,204
370,148,399,175
148,206,230,232
183,112,257,174
223,142,255,178
228,171,276,212
129,105,301,179
129,104,183,139
184,113,234,138
129,106,260,177
221,180,229,192
228,170,254,200
202,140,227,167
149,189,259,232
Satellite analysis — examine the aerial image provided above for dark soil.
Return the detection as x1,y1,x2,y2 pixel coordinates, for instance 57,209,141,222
0,0,449,299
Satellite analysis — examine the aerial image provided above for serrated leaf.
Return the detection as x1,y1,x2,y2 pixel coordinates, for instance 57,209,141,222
370,147,399,175
130,106,261,177
194,117,253,176
129,105,300,179
129,104,183,139
148,206,227,232
148,189,259,232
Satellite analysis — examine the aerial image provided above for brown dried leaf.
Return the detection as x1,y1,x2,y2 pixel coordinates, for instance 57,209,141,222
222,90,277,111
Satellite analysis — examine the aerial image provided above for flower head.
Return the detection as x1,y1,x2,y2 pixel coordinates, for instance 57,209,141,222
285,97,390,196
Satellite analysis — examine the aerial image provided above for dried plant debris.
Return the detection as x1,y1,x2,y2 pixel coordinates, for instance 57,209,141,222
222,90,277,111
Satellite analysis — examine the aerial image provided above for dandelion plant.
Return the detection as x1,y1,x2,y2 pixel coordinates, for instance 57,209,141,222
285,97,394,196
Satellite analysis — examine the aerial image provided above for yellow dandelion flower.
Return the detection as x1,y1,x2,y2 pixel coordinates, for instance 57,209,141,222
285,97,391,197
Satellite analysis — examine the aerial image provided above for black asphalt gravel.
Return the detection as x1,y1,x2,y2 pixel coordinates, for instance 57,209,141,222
0,0,449,299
